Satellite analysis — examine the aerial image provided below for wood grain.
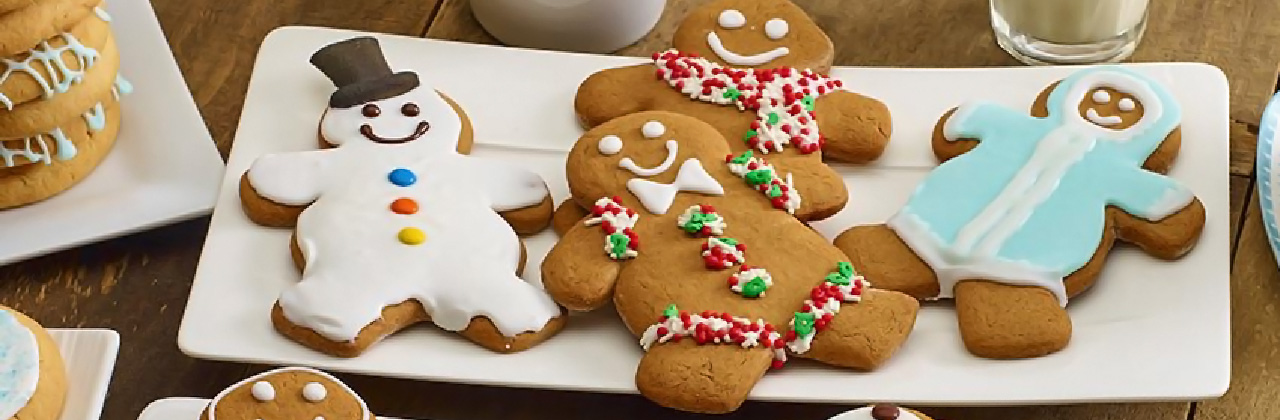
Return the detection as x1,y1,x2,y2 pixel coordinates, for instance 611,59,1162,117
428,0,1280,176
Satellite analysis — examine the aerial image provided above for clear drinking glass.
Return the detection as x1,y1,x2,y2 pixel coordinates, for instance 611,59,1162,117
990,0,1150,65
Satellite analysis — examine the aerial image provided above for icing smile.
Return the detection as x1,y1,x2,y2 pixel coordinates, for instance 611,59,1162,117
1085,108,1123,126
620,139,678,177
706,32,790,66
359,121,430,144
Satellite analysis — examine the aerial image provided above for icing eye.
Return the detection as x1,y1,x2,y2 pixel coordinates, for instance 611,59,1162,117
642,121,665,139
362,104,381,118
764,19,789,40
598,135,623,155
302,382,327,402
250,381,275,402
1118,98,1136,112
401,103,420,117
1091,90,1111,104
718,10,745,29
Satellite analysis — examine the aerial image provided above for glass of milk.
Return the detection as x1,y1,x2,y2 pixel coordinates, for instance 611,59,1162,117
471,0,666,54
990,0,1150,65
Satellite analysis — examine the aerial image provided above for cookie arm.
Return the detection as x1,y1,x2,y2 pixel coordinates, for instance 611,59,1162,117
245,151,332,207
1107,167,1196,222
540,221,622,311
574,65,654,129
815,90,892,164
939,102,1025,142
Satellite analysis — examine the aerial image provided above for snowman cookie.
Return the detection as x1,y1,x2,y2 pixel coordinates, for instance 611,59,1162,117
239,37,566,358
834,66,1206,359
201,367,372,420
560,0,892,225
0,306,68,420
831,405,934,420
541,111,918,414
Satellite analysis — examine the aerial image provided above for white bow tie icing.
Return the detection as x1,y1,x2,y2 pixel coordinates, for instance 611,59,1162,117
626,158,724,214
651,49,842,155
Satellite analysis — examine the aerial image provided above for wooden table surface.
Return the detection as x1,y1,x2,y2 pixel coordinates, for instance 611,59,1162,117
2,0,1276,419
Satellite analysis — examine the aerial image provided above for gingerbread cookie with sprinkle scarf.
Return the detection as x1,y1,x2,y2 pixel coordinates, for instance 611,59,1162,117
542,111,918,414
554,0,891,232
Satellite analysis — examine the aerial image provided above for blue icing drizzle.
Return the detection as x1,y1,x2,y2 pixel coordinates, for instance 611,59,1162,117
83,103,106,131
0,310,39,420
0,33,100,110
50,128,76,161
888,66,1193,306
93,7,112,22
112,74,134,100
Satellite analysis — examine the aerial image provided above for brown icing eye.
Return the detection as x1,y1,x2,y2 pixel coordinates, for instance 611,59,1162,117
401,103,420,117
362,104,381,118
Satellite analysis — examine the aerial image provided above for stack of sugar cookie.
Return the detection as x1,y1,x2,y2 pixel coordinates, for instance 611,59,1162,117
0,0,131,209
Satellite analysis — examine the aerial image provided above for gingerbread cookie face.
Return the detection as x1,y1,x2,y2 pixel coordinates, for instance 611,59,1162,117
205,367,371,420
672,0,834,72
1077,86,1145,130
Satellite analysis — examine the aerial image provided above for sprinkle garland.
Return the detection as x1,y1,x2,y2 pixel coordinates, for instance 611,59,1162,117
640,304,788,369
651,49,841,154
728,266,773,298
676,204,726,237
784,262,869,354
726,151,801,214
584,196,640,260
702,237,745,269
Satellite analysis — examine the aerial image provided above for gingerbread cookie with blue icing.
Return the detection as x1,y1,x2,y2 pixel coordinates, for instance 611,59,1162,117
566,0,891,224
0,306,67,420
834,66,1205,359
238,36,565,358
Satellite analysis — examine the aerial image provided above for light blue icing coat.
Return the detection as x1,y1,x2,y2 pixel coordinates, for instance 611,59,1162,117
887,66,1194,306
0,310,39,419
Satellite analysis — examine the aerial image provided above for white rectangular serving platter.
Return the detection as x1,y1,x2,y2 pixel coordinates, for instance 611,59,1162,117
0,0,225,266
178,26,1231,405
137,398,411,420
49,329,121,420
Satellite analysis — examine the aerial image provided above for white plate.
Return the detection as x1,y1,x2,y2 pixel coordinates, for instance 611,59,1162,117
178,26,1231,405
48,329,121,420
136,398,411,420
0,0,225,266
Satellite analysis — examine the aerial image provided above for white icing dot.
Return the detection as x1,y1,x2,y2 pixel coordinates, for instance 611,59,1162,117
250,381,275,402
642,121,665,139
1118,97,1137,112
1092,89,1111,104
598,135,623,155
765,19,789,40
302,382,327,402
718,10,745,29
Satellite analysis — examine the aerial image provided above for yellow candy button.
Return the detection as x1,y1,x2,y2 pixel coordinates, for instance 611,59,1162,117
398,227,426,245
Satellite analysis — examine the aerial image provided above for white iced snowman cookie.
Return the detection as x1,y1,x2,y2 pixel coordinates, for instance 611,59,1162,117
238,36,565,357
202,367,372,420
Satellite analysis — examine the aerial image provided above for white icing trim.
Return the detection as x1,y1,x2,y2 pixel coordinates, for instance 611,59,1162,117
1086,108,1123,126
718,9,745,29
597,135,622,155
706,32,789,66
1118,97,1137,112
207,367,370,420
942,102,983,141
1092,89,1111,104
1143,185,1195,220
619,139,677,176
1060,71,1167,141
641,121,665,138
250,381,275,402
764,19,789,40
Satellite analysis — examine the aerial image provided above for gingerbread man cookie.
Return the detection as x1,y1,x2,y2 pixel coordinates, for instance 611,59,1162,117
201,367,372,420
835,66,1206,359
562,0,892,224
541,111,918,414
238,37,566,357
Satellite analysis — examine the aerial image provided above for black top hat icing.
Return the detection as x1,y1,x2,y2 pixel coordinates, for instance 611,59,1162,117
310,37,420,109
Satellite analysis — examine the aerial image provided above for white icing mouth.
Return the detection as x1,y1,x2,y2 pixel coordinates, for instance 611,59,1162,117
620,139,678,176
706,32,789,66
1086,108,1123,126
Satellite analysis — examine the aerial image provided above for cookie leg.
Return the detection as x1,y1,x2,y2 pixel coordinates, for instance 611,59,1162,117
457,312,568,353
953,280,1071,358
800,289,920,370
635,341,773,414
833,224,940,298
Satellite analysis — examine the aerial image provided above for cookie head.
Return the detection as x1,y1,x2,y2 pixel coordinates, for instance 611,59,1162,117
568,112,730,215
1047,66,1179,142
319,84,452,149
206,367,370,420
672,0,834,71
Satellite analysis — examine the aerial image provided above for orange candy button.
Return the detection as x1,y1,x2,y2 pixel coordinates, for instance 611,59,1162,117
391,198,418,214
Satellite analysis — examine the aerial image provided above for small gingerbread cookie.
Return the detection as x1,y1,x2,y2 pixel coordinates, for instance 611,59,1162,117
0,306,69,420
834,66,1205,359
831,404,935,420
570,0,892,222
541,111,918,414
201,367,373,420
240,36,566,357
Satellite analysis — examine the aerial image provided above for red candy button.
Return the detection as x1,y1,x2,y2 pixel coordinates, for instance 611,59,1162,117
391,198,418,215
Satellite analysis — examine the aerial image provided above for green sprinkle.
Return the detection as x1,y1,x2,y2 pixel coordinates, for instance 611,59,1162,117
608,233,631,258
744,169,773,185
723,88,741,101
768,184,783,198
802,95,816,111
742,129,758,143
741,277,769,298
716,237,739,247
663,304,679,318
793,312,816,337
731,151,754,164
767,112,780,125
838,261,855,277
825,272,850,286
